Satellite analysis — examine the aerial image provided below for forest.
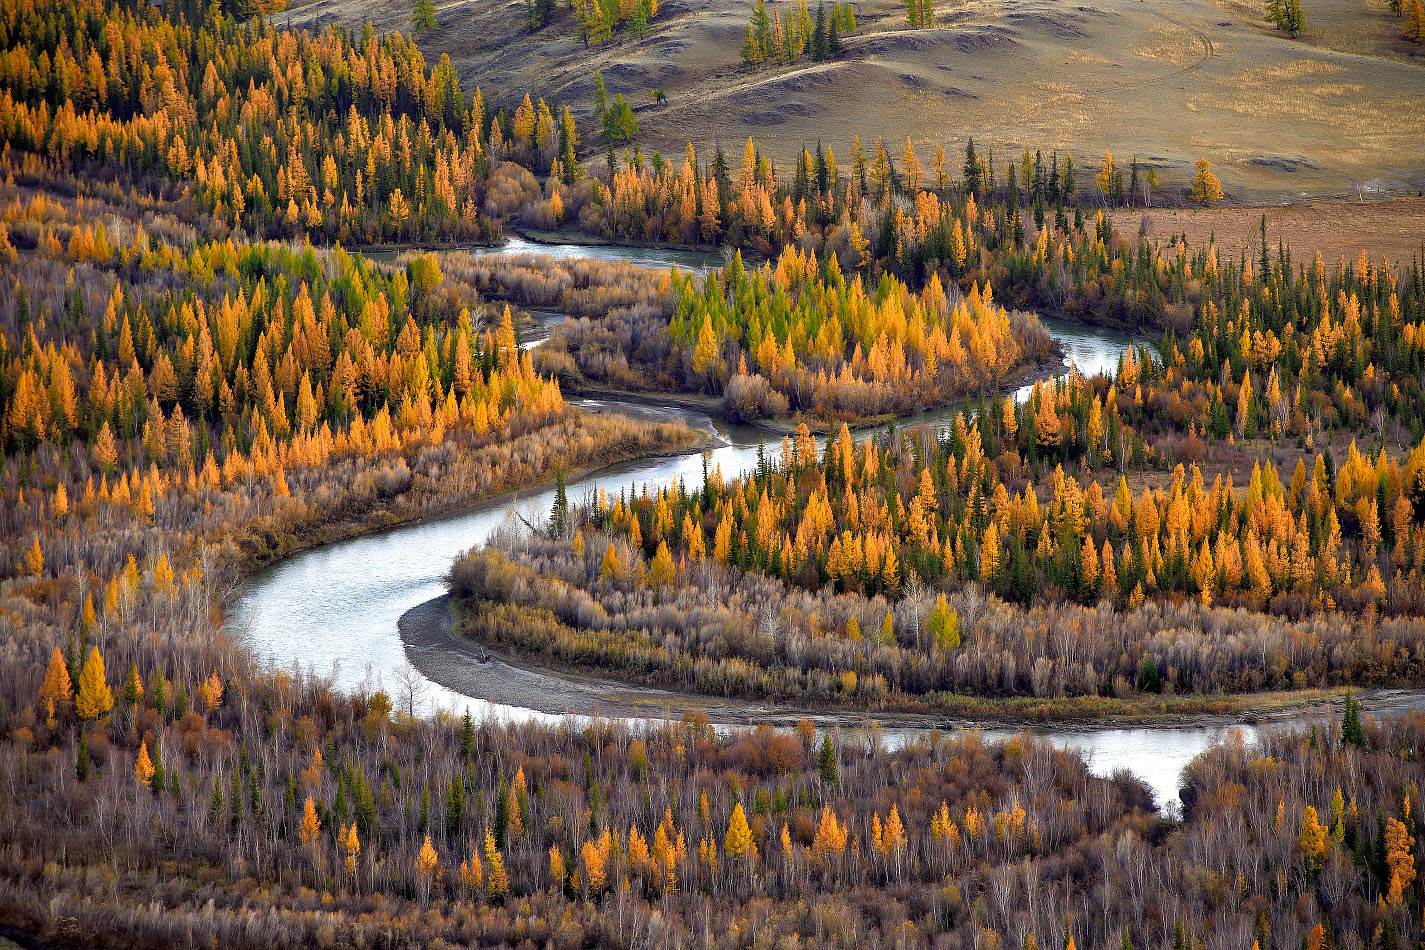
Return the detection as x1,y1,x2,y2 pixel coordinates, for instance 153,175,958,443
0,0,1424,946
538,248,1057,424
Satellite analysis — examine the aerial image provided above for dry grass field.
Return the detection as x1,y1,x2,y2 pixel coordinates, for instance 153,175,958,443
284,0,1425,202
1111,195,1425,262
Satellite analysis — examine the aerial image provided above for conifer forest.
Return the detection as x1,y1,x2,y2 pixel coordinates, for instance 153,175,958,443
0,0,1424,946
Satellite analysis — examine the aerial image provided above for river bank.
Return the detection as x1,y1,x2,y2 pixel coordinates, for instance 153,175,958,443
410,590,1422,730
560,347,1067,437
232,237,1373,816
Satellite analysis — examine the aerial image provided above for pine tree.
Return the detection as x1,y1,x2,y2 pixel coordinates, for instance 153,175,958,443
76,728,90,782
818,733,839,785
121,662,143,706
412,0,437,33
550,471,569,537
460,710,475,759
1341,691,1365,746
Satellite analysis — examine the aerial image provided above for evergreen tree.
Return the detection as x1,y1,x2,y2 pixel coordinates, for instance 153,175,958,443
447,776,466,840
818,733,839,785
460,710,475,759
550,471,569,537
412,0,437,33
963,139,981,194
76,728,90,782
1341,691,1365,747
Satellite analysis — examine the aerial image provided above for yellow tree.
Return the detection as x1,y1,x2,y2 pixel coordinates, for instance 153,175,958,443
883,804,907,879
93,420,118,472
1298,805,1328,872
1405,0,1424,42
198,671,223,712
1096,151,1115,200
813,804,847,860
1385,817,1416,904
344,823,361,877
581,837,607,891
902,138,923,192
22,537,43,576
459,852,484,892
725,802,754,862
548,844,566,889
484,829,509,898
416,834,441,902
1191,159,1223,205
979,522,1002,582
38,645,73,727
649,540,676,587
300,796,321,844
600,543,625,581
75,646,114,720
134,740,155,787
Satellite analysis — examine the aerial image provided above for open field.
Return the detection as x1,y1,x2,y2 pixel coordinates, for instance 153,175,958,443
283,0,1425,200
1111,195,1425,262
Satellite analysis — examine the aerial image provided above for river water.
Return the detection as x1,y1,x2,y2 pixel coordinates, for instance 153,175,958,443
231,240,1410,812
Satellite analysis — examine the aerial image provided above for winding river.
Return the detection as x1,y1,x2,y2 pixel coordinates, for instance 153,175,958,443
233,241,1418,812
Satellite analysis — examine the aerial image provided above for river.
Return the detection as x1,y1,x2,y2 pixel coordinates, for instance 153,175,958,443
231,240,1414,813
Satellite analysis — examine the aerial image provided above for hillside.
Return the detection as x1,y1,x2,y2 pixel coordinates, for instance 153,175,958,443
284,0,1425,200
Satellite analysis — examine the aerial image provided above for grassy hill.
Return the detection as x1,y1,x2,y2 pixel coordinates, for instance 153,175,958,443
283,0,1424,201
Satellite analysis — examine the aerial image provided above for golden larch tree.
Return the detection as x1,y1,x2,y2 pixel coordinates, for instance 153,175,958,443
75,646,114,720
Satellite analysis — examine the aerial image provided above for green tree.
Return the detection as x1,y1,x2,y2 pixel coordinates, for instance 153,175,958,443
603,94,639,145
963,138,981,194
550,471,569,537
818,733,839,786
412,0,437,33
928,594,960,649
1341,691,1365,747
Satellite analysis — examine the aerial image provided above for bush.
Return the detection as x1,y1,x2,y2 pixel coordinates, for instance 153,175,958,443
723,373,789,423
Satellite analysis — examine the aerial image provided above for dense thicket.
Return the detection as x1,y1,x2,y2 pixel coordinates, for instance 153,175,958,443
539,247,1056,423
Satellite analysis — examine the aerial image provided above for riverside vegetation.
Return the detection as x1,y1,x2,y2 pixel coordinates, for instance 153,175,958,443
2,0,1425,946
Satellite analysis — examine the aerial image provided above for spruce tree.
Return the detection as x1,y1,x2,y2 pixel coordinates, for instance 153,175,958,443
811,3,827,60
1341,691,1365,746
818,733,839,786
76,728,90,782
